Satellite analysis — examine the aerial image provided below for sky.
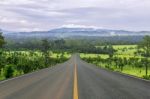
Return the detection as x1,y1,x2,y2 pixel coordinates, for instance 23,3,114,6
0,0,150,31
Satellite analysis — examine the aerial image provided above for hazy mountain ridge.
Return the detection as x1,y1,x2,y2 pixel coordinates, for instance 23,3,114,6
1,27,150,39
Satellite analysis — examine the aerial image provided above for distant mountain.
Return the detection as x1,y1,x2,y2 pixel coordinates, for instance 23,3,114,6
1,27,150,40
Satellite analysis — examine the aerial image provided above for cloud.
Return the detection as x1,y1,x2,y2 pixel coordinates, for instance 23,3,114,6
0,16,36,26
0,0,150,31
61,24,101,29
0,0,35,5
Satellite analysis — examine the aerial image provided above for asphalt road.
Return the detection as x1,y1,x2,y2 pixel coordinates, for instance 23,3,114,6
0,55,150,99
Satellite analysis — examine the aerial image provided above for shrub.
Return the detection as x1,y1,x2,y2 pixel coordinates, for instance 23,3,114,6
4,64,15,78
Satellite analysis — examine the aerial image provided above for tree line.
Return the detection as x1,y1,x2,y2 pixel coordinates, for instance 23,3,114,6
4,38,118,54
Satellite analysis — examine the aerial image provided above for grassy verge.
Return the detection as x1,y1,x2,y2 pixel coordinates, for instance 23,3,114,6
0,51,71,80
80,45,150,80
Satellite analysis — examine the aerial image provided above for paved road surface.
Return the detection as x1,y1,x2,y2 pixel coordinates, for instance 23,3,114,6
0,55,150,99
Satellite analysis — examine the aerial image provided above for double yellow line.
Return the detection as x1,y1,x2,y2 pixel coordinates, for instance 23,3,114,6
73,63,78,99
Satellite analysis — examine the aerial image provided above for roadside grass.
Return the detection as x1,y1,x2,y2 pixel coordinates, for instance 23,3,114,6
121,66,150,78
97,62,150,78
0,51,71,80
80,45,150,79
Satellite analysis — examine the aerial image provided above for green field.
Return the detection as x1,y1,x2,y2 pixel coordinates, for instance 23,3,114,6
97,62,150,78
4,51,71,58
81,45,140,59
80,45,150,79
80,53,109,59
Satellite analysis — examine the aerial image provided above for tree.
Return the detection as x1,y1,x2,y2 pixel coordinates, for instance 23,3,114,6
0,32,6,70
106,44,115,68
41,39,50,66
0,32,5,48
4,65,14,78
118,58,124,71
108,44,115,58
138,35,150,76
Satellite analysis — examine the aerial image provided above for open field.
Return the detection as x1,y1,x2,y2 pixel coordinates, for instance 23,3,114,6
113,45,137,55
80,53,109,59
81,45,141,59
3,51,71,58
96,45,137,55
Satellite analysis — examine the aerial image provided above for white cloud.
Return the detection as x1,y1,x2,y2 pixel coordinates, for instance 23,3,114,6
61,24,101,29
0,17,35,25
18,27,44,32
0,0,34,5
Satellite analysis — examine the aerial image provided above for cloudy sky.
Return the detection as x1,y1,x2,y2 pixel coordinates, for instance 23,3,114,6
0,0,150,31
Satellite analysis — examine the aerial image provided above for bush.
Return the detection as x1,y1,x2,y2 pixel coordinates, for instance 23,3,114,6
142,75,150,80
4,64,15,78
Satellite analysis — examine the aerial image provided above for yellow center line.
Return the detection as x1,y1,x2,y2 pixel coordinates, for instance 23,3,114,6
73,63,79,99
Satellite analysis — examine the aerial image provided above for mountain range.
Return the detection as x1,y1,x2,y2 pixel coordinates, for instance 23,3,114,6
1,27,150,39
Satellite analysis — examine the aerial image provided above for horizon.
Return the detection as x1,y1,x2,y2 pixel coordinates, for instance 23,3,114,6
1,25,150,33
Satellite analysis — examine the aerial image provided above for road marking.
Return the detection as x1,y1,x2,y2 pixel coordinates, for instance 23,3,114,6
73,63,79,99
55,65,70,99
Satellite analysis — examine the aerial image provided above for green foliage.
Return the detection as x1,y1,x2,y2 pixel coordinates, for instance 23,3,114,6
143,75,150,80
81,43,150,80
0,51,70,80
4,36,140,53
41,39,51,66
138,35,150,57
138,35,150,76
0,32,5,48
4,65,15,78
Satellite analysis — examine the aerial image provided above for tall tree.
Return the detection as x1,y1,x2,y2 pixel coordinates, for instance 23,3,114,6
41,39,50,67
4,65,14,78
108,44,115,58
0,32,5,48
0,32,5,69
138,35,150,76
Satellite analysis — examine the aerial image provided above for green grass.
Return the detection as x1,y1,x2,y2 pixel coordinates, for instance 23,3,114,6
80,45,150,79
95,62,150,78
4,51,71,58
96,45,138,56
80,53,109,59
113,45,137,49
121,66,150,78
52,52,71,58
113,45,137,55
